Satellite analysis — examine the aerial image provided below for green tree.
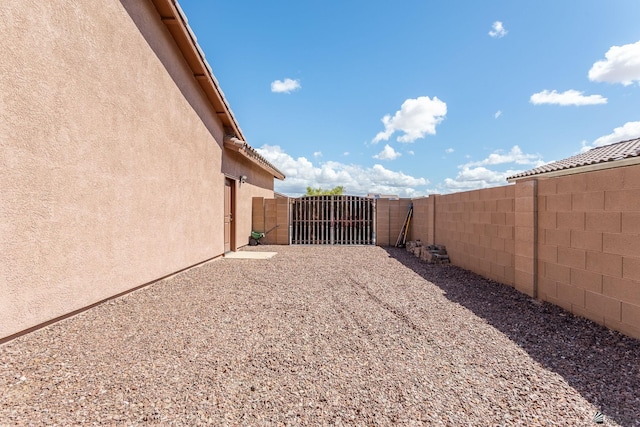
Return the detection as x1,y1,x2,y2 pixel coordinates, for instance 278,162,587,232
305,186,344,196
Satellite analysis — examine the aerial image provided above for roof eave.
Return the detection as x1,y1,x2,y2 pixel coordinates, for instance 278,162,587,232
507,156,640,183
224,137,286,181
150,0,243,139
150,0,285,181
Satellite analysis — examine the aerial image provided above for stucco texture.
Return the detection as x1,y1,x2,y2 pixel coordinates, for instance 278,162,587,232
0,0,267,338
222,150,276,247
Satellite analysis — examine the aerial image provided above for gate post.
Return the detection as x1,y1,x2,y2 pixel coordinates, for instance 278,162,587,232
372,198,377,245
330,195,335,245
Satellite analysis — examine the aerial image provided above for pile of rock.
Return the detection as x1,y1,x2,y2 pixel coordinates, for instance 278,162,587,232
405,240,423,257
405,241,450,264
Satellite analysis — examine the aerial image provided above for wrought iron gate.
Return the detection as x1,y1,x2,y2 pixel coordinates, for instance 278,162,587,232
290,195,375,245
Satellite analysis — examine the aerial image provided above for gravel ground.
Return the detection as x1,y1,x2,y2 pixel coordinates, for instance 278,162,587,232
1,245,639,426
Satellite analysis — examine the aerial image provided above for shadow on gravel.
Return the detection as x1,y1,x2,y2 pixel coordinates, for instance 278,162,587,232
383,247,640,427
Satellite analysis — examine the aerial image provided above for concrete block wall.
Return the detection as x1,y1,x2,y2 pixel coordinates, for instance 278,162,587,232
252,197,290,245
514,180,537,297
259,196,411,246
536,166,640,339
434,186,516,286
426,196,436,245
375,199,391,246
255,171,639,340
234,182,278,249
376,199,412,246
410,197,434,245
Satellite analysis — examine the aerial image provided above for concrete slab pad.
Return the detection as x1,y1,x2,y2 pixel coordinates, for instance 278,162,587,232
224,251,277,259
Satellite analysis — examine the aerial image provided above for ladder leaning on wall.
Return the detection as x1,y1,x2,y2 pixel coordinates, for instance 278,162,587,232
395,202,413,248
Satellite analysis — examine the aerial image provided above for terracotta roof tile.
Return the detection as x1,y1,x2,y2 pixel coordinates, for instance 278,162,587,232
507,137,640,180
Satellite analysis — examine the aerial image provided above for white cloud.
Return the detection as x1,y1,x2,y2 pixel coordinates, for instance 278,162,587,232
343,152,350,156
445,148,454,153
464,145,545,168
494,110,502,119
580,121,640,152
530,89,607,106
373,144,401,160
313,151,322,158
489,21,507,38
443,146,545,192
407,150,415,156
256,144,428,197
372,96,447,143
444,167,520,191
588,40,640,86
270,78,301,93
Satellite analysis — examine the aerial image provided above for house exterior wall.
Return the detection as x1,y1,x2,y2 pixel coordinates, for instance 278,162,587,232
0,0,275,340
222,151,277,248
222,150,275,192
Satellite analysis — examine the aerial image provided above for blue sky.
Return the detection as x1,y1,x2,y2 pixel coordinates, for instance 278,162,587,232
179,1,640,197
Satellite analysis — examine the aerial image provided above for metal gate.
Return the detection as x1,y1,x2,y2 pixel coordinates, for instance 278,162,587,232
290,195,375,245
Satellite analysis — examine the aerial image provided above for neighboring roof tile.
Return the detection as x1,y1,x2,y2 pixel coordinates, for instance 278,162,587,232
507,137,640,181
223,136,285,180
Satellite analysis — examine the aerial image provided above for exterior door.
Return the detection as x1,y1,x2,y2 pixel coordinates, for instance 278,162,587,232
224,178,232,252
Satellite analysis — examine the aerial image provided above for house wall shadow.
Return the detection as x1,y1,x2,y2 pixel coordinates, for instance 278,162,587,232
383,247,640,426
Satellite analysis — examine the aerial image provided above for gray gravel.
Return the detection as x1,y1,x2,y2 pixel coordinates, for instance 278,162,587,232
1,245,639,426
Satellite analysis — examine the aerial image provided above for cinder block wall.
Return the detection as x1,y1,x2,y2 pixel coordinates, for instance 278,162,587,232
375,199,391,245
536,166,640,339
252,197,290,245
434,186,516,286
254,196,412,246
411,197,433,244
255,177,640,340
391,199,413,245
374,199,412,246
514,180,537,297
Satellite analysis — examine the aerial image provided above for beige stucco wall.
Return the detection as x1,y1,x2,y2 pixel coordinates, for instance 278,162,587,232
0,0,275,339
222,150,276,192
223,150,277,248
